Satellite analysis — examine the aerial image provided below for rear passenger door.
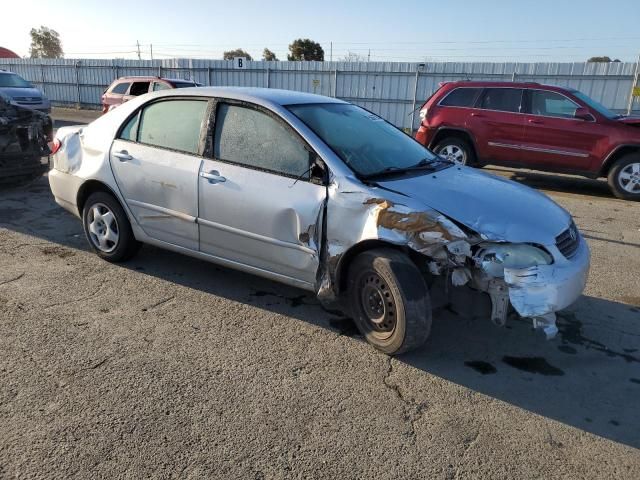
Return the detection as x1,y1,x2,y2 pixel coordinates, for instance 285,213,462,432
110,98,210,250
468,88,526,163
198,101,326,286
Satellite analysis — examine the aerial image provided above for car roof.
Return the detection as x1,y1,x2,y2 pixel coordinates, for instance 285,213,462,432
149,86,347,106
440,80,571,92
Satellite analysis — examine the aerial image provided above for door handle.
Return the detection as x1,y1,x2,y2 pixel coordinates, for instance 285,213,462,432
470,112,484,117
113,150,133,161
528,118,543,124
200,170,226,184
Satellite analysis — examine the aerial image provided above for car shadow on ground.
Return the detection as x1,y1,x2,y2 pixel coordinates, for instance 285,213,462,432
1,175,639,449
484,166,614,199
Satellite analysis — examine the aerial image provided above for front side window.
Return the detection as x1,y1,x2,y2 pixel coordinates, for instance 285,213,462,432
214,104,310,178
129,82,150,96
153,82,171,91
480,88,523,113
288,103,439,177
439,88,481,107
571,90,618,119
530,90,578,118
111,82,130,95
136,99,207,154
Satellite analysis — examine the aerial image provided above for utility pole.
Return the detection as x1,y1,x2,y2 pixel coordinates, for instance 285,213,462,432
150,44,154,61
136,40,141,60
330,42,332,62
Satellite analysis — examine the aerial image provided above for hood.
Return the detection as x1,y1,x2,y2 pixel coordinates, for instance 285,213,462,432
0,86,45,100
376,166,570,245
616,116,640,126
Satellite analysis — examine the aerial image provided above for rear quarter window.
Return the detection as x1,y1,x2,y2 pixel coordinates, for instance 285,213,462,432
439,88,482,107
111,82,130,95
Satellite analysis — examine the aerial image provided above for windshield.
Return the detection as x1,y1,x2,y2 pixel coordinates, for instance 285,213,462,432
287,103,440,177
0,73,32,88
571,90,618,119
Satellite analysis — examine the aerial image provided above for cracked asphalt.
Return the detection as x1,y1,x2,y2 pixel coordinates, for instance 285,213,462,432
0,109,639,478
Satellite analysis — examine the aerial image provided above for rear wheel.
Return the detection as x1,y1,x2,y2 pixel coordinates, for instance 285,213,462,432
434,137,476,166
347,249,431,355
607,154,640,201
82,192,140,262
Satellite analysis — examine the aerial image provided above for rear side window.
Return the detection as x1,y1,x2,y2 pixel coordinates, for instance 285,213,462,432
129,82,150,96
137,100,208,154
214,104,310,178
480,88,523,113
439,88,481,107
111,82,130,94
529,90,578,118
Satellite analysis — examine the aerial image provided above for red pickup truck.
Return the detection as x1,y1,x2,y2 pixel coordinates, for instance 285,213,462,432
415,81,640,200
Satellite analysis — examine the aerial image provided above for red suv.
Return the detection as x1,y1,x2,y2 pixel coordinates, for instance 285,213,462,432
101,76,201,114
415,81,640,200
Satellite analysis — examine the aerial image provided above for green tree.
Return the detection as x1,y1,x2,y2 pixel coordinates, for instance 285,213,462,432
587,56,621,62
223,49,252,60
287,39,324,61
262,48,278,61
29,26,63,58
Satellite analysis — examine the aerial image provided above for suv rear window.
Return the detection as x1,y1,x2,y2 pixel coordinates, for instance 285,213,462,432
111,82,130,94
439,88,481,107
480,88,523,113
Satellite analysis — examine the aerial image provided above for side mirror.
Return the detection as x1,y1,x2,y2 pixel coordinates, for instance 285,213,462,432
574,107,594,121
310,154,328,185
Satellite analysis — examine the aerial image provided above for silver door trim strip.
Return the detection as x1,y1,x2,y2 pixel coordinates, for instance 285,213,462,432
198,217,316,255
127,199,196,222
488,142,589,158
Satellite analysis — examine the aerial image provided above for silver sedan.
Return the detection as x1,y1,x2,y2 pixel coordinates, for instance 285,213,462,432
48,87,589,354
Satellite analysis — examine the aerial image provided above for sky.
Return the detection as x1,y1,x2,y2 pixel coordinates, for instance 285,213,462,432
1,0,639,62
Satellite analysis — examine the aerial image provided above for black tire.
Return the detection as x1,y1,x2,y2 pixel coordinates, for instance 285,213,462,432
347,248,431,355
434,137,476,166
607,154,640,201
82,191,140,262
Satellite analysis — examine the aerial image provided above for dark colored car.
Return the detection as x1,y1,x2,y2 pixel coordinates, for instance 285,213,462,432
415,81,640,200
0,69,51,114
101,76,201,113
0,94,52,182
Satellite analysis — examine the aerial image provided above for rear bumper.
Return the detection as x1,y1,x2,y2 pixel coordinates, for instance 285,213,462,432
504,237,590,318
48,168,82,217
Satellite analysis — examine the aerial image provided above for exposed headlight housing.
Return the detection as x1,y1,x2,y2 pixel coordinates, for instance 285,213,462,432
475,243,552,278
419,108,428,120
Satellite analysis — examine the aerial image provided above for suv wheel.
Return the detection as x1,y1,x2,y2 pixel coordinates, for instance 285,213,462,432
82,192,141,262
347,248,432,355
434,137,476,166
607,154,640,200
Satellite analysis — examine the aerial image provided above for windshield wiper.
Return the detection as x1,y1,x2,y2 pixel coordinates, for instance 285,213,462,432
362,158,440,179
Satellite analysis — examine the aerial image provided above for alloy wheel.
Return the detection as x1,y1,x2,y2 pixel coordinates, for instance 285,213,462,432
438,144,467,165
618,162,640,193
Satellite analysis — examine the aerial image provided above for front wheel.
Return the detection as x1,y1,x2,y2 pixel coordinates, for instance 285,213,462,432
607,154,640,201
434,137,476,166
347,249,432,355
82,192,140,262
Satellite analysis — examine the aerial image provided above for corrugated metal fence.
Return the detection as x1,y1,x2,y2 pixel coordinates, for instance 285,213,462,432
1,58,639,130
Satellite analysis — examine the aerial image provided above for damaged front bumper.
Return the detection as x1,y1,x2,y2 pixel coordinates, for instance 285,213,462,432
502,237,590,338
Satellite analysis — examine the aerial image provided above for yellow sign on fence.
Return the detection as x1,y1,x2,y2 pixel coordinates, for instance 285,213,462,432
634,86,640,97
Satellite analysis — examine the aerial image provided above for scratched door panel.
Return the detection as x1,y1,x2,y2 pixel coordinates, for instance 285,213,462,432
110,139,201,249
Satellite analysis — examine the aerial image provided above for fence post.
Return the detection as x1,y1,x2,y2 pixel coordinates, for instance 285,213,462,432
627,53,640,115
75,61,81,109
266,65,270,88
410,67,420,133
332,69,338,97
207,66,211,86
512,62,518,82
40,63,46,95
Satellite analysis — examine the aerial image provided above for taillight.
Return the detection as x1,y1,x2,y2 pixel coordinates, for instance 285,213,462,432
50,138,62,155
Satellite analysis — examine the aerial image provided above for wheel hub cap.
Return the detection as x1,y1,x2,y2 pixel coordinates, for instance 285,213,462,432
619,163,640,193
439,145,466,164
88,203,119,253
